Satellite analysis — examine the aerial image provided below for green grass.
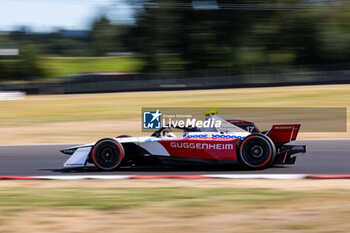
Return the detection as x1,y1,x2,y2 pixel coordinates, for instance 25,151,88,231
40,56,144,77
0,187,301,211
0,184,349,232
0,85,349,127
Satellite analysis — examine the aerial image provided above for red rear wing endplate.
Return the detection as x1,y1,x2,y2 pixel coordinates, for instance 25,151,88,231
266,124,301,144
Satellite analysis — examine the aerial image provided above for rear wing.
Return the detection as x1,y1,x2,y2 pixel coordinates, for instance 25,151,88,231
266,124,301,144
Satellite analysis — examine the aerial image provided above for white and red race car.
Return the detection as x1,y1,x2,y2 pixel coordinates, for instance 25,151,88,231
61,114,306,170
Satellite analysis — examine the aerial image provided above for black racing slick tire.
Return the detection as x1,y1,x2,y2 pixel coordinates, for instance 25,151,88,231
91,138,125,171
239,134,276,169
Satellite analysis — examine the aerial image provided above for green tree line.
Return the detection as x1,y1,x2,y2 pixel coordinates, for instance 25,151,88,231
1,0,350,80
134,0,350,71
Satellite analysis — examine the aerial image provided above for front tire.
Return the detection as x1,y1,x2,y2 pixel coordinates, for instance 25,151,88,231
239,134,276,169
91,138,125,171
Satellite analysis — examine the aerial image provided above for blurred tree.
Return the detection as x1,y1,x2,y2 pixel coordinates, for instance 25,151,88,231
134,0,296,71
317,8,350,64
15,46,46,80
134,0,350,72
8,26,30,41
2,0,350,79
0,46,45,81
90,15,121,56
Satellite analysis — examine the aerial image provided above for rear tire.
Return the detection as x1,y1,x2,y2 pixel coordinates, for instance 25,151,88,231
239,134,276,169
91,138,125,171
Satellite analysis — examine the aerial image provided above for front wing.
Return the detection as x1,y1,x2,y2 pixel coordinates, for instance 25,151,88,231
63,147,92,168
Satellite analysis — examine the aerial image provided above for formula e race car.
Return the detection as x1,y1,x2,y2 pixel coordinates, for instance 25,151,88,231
61,113,306,170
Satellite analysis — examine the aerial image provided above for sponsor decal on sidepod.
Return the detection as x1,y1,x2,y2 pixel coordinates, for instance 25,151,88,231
170,142,234,150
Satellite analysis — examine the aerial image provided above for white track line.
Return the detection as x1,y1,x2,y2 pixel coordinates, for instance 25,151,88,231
27,174,308,180
204,174,306,179
32,175,131,180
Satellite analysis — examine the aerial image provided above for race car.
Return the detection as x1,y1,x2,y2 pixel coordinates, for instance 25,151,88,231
61,113,306,170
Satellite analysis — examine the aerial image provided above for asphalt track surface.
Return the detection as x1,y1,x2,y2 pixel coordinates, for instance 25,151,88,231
0,140,349,176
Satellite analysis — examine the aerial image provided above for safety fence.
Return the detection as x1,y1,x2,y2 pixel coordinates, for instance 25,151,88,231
1,67,350,94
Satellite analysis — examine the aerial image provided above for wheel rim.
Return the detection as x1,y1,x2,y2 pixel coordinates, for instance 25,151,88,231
92,140,124,170
100,147,118,163
240,135,274,168
250,145,263,158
